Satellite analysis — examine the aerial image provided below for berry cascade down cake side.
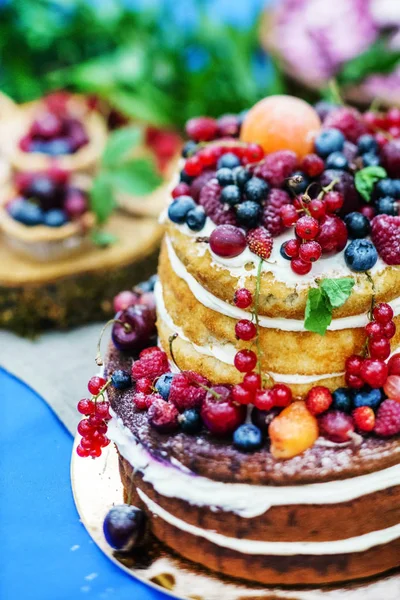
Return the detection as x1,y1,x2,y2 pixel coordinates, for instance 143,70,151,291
75,95,400,587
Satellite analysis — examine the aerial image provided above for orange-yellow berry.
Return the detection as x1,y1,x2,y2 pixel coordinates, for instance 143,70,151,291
269,401,319,459
352,406,375,432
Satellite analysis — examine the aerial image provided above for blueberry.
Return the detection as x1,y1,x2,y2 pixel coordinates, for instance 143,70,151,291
326,151,349,171
375,196,397,216
233,424,263,452
45,138,72,156
280,242,291,260
180,409,202,434
111,369,132,390
314,128,345,158
137,274,158,292
179,169,193,184
235,167,252,189
375,178,397,198
393,179,400,198
9,199,44,226
344,212,371,239
216,168,235,187
44,209,68,227
155,372,174,400
29,140,49,153
244,177,269,203
217,152,241,170
182,140,197,158
362,152,380,168
236,200,262,228
353,387,383,410
287,171,309,194
357,134,378,155
27,175,57,202
332,388,352,413
220,184,242,206
186,206,206,231
168,196,196,224
103,504,146,551
344,239,378,272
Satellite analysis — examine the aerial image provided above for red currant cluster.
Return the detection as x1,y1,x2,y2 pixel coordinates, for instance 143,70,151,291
345,303,395,390
364,107,400,147
76,376,111,458
184,141,264,177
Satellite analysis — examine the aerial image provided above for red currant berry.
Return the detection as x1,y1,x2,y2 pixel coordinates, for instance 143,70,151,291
96,422,108,434
373,303,394,325
309,199,326,220
172,182,191,198
77,399,95,415
242,372,261,393
353,406,375,433
95,401,111,420
284,238,300,258
271,384,292,408
345,373,364,389
280,204,298,227
197,147,217,168
254,389,275,411
360,358,389,388
245,143,264,162
89,447,102,458
295,216,320,240
299,241,322,263
235,319,256,341
210,225,246,258
234,349,258,373
368,337,391,360
81,436,93,449
388,354,400,375
76,444,90,457
324,191,344,214
301,154,324,177
383,321,396,339
290,257,312,275
77,419,93,436
234,288,252,309
185,156,203,177
185,116,218,142
345,355,364,375
232,383,253,405
87,414,104,428
365,321,383,339
88,376,107,396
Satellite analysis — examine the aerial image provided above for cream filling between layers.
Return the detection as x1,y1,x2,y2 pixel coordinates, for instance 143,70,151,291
138,489,400,556
108,414,400,519
165,236,400,332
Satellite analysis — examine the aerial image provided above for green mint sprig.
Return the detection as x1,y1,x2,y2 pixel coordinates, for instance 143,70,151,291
355,166,387,202
304,278,355,336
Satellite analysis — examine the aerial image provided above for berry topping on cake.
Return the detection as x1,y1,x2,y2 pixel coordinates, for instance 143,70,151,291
131,348,169,381
253,150,297,187
233,424,263,452
371,215,400,265
269,401,318,459
318,411,355,443
169,371,209,411
374,400,400,437
148,397,179,432
209,224,246,257
234,288,252,309
199,179,236,225
201,386,246,435
262,188,290,236
246,227,273,260
103,505,146,551
323,107,367,144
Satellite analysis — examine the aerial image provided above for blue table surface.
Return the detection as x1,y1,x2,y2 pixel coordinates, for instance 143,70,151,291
0,367,169,600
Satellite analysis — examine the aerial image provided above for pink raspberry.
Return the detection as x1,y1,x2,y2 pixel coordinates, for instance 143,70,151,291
148,397,179,432
246,227,273,259
323,107,367,143
262,188,291,236
253,150,297,187
131,350,169,381
371,215,400,265
199,179,237,225
190,170,216,201
374,400,400,437
132,392,148,410
169,371,210,412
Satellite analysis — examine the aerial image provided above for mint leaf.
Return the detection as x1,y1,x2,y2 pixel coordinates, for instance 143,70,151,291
337,39,400,85
102,126,143,168
90,174,114,224
110,158,163,196
320,278,355,309
355,166,387,202
91,230,118,247
304,288,332,336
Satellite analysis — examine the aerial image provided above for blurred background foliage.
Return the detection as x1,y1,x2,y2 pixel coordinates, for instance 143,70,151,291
0,0,282,128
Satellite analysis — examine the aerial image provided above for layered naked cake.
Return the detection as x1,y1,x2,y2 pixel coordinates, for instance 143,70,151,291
76,95,400,587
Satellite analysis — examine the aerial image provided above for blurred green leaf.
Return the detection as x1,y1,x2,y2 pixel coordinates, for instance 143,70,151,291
338,39,400,85
109,158,163,196
91,229,119,247
90,174,114,224
102,126,143,168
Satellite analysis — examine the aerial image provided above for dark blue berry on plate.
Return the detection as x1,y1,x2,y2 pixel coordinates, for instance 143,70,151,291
155,372,174,400
362,152,380,168
236,200,262,228
393,179,400,197
375,178,397,198
9,199,44,226
326,151,349,171
168,196,196,224
220,184,242,206
45,138,72,156
103,505,146,551
179,409,202,434
137,274,158,292
216,168,235,187
111,369,132,390
180,169,193,184
287,171,309,194
353,387,383,410
344,212,371,239
233,423,263,452
375,196,397,216
217,152,241,170
251,407,280,433
182,140,197,158
344,239,378,272
357,134,378,155
244,177,269,203
280,242,291,260
44,209,68,227
314,128,345,158
186,205,206,231
27,175,57,202
235,167,252,189
332,387,352,412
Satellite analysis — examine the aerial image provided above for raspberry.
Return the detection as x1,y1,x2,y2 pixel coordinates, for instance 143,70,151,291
246,227,273,259
253,150,297,187
133,392,148,410
371,215,400,265
131,350,169,381
305,386,333,415
353,406,375,432
148,398,179,432
190,170,216,201
323,107,367,143
374,400,400,437
169,371,209,411
136,377,153,394
199,179,237,225
262,189,290,236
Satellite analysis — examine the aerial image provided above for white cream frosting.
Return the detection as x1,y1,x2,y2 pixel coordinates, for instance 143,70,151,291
138,489,400,556
165,236,400,331
107,413,400,519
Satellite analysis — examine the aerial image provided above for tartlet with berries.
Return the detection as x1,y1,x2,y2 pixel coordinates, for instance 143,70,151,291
77,96,400,588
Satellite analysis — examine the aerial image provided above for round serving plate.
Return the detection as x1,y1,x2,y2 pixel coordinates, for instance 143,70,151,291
71,438,400,600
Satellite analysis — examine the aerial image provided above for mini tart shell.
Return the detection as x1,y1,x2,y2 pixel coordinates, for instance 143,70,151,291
0,178,95,262
1,95,107,174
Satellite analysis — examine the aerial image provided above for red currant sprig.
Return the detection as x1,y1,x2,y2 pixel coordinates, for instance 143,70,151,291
76,376,112,458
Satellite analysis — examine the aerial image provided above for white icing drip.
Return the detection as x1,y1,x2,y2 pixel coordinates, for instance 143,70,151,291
165,236,400,331
107,413,400,519
138,489,400,556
